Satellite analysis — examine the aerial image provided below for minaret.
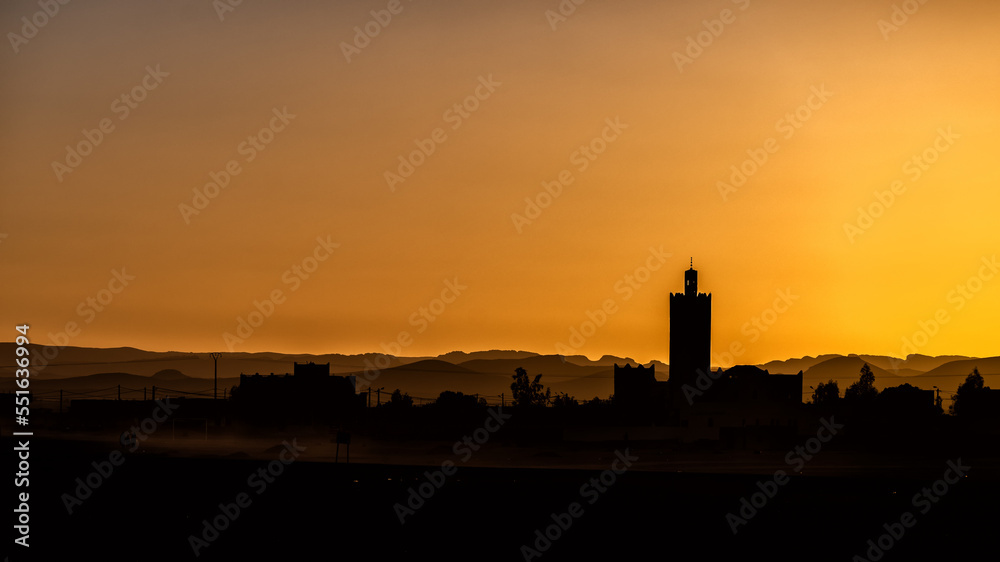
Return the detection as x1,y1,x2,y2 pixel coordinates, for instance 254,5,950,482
669,259,712,392
685,258,697,296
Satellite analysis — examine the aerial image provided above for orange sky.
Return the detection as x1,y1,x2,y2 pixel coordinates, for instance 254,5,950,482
2,0,998,366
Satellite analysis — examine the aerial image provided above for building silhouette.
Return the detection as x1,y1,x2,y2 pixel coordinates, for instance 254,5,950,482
233,362,360,424
668,260,711,391
613,260,803,444
612,363,667,413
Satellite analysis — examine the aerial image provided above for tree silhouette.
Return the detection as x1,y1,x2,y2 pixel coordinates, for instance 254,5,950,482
952,367,987,416
511,367,550,407
845,363,877,401
387,388,413,408
812,379,840,407
551,392,578,408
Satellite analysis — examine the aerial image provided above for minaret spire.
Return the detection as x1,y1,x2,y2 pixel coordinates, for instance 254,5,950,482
684,258,698,295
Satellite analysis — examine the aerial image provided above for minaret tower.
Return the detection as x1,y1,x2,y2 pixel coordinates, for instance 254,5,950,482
669,258,712,391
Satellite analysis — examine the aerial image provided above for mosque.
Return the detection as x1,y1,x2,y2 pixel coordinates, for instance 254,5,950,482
613,261,803,445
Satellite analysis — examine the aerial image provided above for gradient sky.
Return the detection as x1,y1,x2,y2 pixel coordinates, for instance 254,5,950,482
2,0,998,366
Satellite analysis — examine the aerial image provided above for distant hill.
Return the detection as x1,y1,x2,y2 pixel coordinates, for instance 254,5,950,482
382,359,475,373
859,353,972,373
759,353,977,380
458,355,610,378
151,369,190,381
649,360,669,375
548,369,616,400
3,343,994,406
802,356,900,390
553,355,592,366
436,350,539,363
920,357,1000,378
0,344,414,379
592,355,638,366
759,354,841,374
4,371,241,406
343,360,506,402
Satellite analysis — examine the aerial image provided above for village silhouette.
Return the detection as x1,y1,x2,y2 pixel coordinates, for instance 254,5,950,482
7,261,997,561
31,261,998,444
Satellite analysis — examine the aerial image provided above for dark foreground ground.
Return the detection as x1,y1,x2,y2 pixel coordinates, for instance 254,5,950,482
4,434,997,562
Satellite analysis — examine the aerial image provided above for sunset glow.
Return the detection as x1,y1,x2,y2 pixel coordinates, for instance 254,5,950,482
3,0,998,364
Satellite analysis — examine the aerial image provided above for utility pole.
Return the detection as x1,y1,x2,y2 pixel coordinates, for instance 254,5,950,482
376,387,384,407
118,384,121,401
210,352,221,400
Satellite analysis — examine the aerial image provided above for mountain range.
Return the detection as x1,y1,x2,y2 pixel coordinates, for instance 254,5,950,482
2,344,996,407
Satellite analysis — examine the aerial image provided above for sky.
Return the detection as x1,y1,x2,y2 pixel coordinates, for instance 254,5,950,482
2,0,998,366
